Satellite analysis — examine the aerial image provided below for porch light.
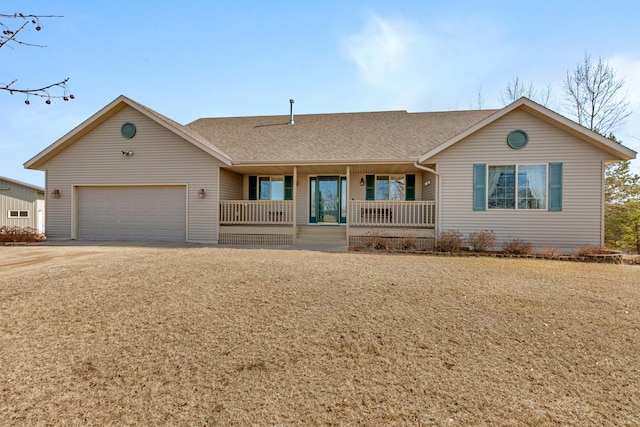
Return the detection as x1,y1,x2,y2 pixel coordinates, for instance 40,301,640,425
360,178,365,186
51,188,61,198
198,188,206,198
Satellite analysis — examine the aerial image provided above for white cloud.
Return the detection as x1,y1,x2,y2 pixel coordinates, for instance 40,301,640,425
346,14,422,88
343,12,508,111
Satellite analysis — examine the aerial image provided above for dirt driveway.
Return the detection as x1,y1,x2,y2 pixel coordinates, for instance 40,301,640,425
1,243,639,425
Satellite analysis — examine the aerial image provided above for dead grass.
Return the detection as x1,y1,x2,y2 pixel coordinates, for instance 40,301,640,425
1,244,639,426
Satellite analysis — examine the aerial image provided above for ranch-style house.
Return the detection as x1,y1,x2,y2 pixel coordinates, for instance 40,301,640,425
24,96,636,253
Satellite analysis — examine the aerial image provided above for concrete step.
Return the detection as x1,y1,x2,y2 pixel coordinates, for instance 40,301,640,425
296,226,347,245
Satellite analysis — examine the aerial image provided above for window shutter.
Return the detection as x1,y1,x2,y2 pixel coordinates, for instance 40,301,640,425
365,175,375,200
548,163,563,211
406,174,415,201
248,176,257,200
284,175,293,200
473,164,486,211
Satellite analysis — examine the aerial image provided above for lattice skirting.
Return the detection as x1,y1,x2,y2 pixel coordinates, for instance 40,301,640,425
349,236,435,251
219,234,293,245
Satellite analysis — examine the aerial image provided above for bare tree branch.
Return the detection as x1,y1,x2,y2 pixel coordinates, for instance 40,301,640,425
1,12,74,103
500,75,552,107
564,53,631,134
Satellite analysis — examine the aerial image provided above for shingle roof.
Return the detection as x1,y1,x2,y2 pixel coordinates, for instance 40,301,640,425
186,109,498,164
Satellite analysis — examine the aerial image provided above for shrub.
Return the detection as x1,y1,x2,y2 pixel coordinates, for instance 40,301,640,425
401,232,417,250
540,245,561,258
436,229,463,252
502,239,534,255
574,244,611,256
467,230,496,252
361,231,391,251
624,255,640,265
0,226,45,243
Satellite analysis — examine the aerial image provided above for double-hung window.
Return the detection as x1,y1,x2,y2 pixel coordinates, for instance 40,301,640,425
259,176,284,200
487,165,546,209
474,163,562,211
365,174,416,201
248,175,293,200
376,175,405,200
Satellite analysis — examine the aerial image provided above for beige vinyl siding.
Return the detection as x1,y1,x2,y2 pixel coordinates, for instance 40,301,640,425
430,109,610,253
422,171,437,201
296,173,310,225
219,169,243,200
0,178,44,230
42,106,223,243
349,174,367,201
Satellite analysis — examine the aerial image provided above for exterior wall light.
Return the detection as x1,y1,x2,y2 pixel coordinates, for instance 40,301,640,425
198,188,206,199
360,177,365,186
51,188,61,198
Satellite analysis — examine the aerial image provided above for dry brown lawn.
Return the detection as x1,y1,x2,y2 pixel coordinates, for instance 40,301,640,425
1,244,639,426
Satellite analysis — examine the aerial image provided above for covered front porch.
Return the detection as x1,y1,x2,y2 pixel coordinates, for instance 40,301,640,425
217,164,438,248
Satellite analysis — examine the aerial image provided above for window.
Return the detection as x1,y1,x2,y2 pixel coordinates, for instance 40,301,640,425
517,165,546,209
475,163,562,211
487,166,515,209
375,175,405,200
248,175,293,200
365,174,415,201
259,176,284,200
486,165,547,210
8,210,29,218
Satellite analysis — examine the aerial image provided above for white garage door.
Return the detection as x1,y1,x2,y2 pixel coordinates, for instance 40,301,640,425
78,186,187,241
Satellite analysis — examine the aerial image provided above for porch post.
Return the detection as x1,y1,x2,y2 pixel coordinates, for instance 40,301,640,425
346,166,350,241
292,166,297,244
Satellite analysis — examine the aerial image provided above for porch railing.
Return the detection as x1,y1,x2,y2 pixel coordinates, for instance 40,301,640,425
220,200,294,225
348,200,436,227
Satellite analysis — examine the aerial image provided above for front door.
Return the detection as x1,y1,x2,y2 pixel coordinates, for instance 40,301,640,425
310,176,346,224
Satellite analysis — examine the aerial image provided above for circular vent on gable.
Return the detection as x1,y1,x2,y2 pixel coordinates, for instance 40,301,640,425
507,129,528,149
121,122,137,139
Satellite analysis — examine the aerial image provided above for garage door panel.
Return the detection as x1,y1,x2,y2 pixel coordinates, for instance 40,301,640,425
78,186,186,241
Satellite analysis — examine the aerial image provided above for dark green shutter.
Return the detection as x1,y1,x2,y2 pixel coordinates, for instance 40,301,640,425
248,176,257,200
365,175,375,200
284,175,293,200
406,174,415,201
548,163,563,211
473,164,486,211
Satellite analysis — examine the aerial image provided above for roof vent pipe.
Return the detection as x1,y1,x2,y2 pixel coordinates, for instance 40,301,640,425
289,99,295,125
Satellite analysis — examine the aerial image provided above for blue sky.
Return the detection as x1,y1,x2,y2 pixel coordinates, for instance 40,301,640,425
2,0,639,186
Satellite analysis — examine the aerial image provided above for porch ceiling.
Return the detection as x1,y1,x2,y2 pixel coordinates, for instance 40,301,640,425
224,162,436,176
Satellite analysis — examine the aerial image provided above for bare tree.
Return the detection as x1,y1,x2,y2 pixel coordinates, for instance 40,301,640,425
500,75,552,106
1,12,74,103
564,53,630,134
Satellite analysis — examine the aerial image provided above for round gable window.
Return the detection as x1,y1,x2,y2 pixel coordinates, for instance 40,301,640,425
507,130,528,149
121,122,137,139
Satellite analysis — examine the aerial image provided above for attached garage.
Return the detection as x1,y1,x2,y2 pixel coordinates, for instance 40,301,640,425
77,186,187,242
